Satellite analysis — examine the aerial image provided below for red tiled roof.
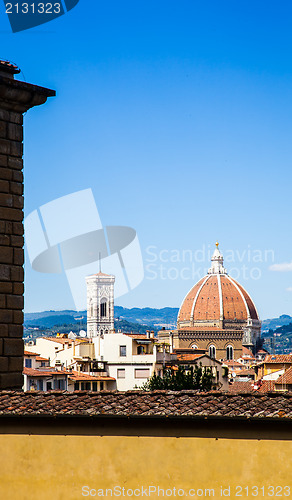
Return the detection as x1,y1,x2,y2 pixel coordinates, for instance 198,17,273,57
256,380,276,393
263,355,292,364
275,367,292,386
1,391,292,419
24,351,39,357
176,353,205,361
229,381,254,393
35,356,49,362
23,367,67,377
234,369,256,377
44,337,89,345
242,347,254,357
68,371,115,382
124,334,153,340
223,360,244,368
0,60,20,73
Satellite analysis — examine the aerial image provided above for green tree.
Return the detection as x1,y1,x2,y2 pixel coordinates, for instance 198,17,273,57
142,364,214,391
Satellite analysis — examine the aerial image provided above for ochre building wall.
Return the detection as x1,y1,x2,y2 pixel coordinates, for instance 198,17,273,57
0,430,291,499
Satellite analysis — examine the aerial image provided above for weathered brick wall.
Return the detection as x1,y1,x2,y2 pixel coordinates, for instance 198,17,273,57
0,61,55,389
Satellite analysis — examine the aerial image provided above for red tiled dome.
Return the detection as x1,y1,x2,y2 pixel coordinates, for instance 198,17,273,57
177,243,259,328
178,274,259,324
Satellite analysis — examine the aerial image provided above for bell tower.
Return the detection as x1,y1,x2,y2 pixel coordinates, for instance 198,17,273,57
86,272,115,338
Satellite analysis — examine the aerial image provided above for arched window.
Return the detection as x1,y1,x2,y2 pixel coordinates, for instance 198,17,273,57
89,299,93,317
100,298,107,317
226,345,234,360
209,345,216,359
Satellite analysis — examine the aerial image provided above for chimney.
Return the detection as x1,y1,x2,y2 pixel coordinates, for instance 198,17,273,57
150,331,155,339
146,330,150,339
0,60,55,389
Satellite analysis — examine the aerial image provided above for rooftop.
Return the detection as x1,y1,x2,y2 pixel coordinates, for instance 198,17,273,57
1,391,292,419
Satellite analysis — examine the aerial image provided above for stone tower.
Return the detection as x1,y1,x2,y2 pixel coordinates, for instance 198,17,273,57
86,272,115,338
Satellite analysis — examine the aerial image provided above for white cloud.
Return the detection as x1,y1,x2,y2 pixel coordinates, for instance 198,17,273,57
269,262,292,272
286,287,292,292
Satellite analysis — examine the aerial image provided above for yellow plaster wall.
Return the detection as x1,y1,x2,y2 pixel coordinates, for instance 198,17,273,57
1,434,291,500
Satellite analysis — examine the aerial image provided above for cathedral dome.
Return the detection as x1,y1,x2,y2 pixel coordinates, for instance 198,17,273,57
177,243,259,329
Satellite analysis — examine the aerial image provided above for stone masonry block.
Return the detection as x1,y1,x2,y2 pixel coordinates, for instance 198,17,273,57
0,246,13,263
0,372,23,389
0,235,10,246
7,294,24,310
12,195,24,209
7,157,23,170
13,248,24,265
0,309,13,323
0,324,8,336
12,222,24,235
0,294,6,308
12,170,23,182
0,155,7,167
0,193,13,207
10,235,23,247
8,356,23,372
3,338,24,356
10,266,24,282
0,265,10,281
0,180,9,193
8,324,23,337
12,283,24,295
7,123,23,142
0,167,12,180
0,357,8,372
10,141,23,157
0,138,10,155
13,310,24,324
9,181,23,195
0,121,6,139
9,112,23,125
0,282,12,293
0,207,23,221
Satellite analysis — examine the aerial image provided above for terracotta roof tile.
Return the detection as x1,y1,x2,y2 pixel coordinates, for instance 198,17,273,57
68,371,115,382
275,367,292,386
264,355,292,364
0,391,292,419
24,351,39,356
229,381,254,393
23,367,67,377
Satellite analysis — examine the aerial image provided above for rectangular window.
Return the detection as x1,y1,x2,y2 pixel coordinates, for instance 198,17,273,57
74,382,79,391
134,368,150,379
100,381,104,390
119,345,127,357
92,382,97,391
47,382,52,391
58,379,65,390
37,379,43,391
85,382,91,390
81,382,85,390
25,358,32,368
117,369,125,379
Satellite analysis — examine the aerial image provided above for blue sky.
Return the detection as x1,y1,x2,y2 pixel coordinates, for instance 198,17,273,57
1,1,292,318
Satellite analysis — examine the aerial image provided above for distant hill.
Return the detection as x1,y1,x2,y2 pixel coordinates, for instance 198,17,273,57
24,309,292,335
261,315,292,332
24,306,178,329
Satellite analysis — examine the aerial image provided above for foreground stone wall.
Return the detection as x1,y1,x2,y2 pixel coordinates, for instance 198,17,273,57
0,61,54,389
